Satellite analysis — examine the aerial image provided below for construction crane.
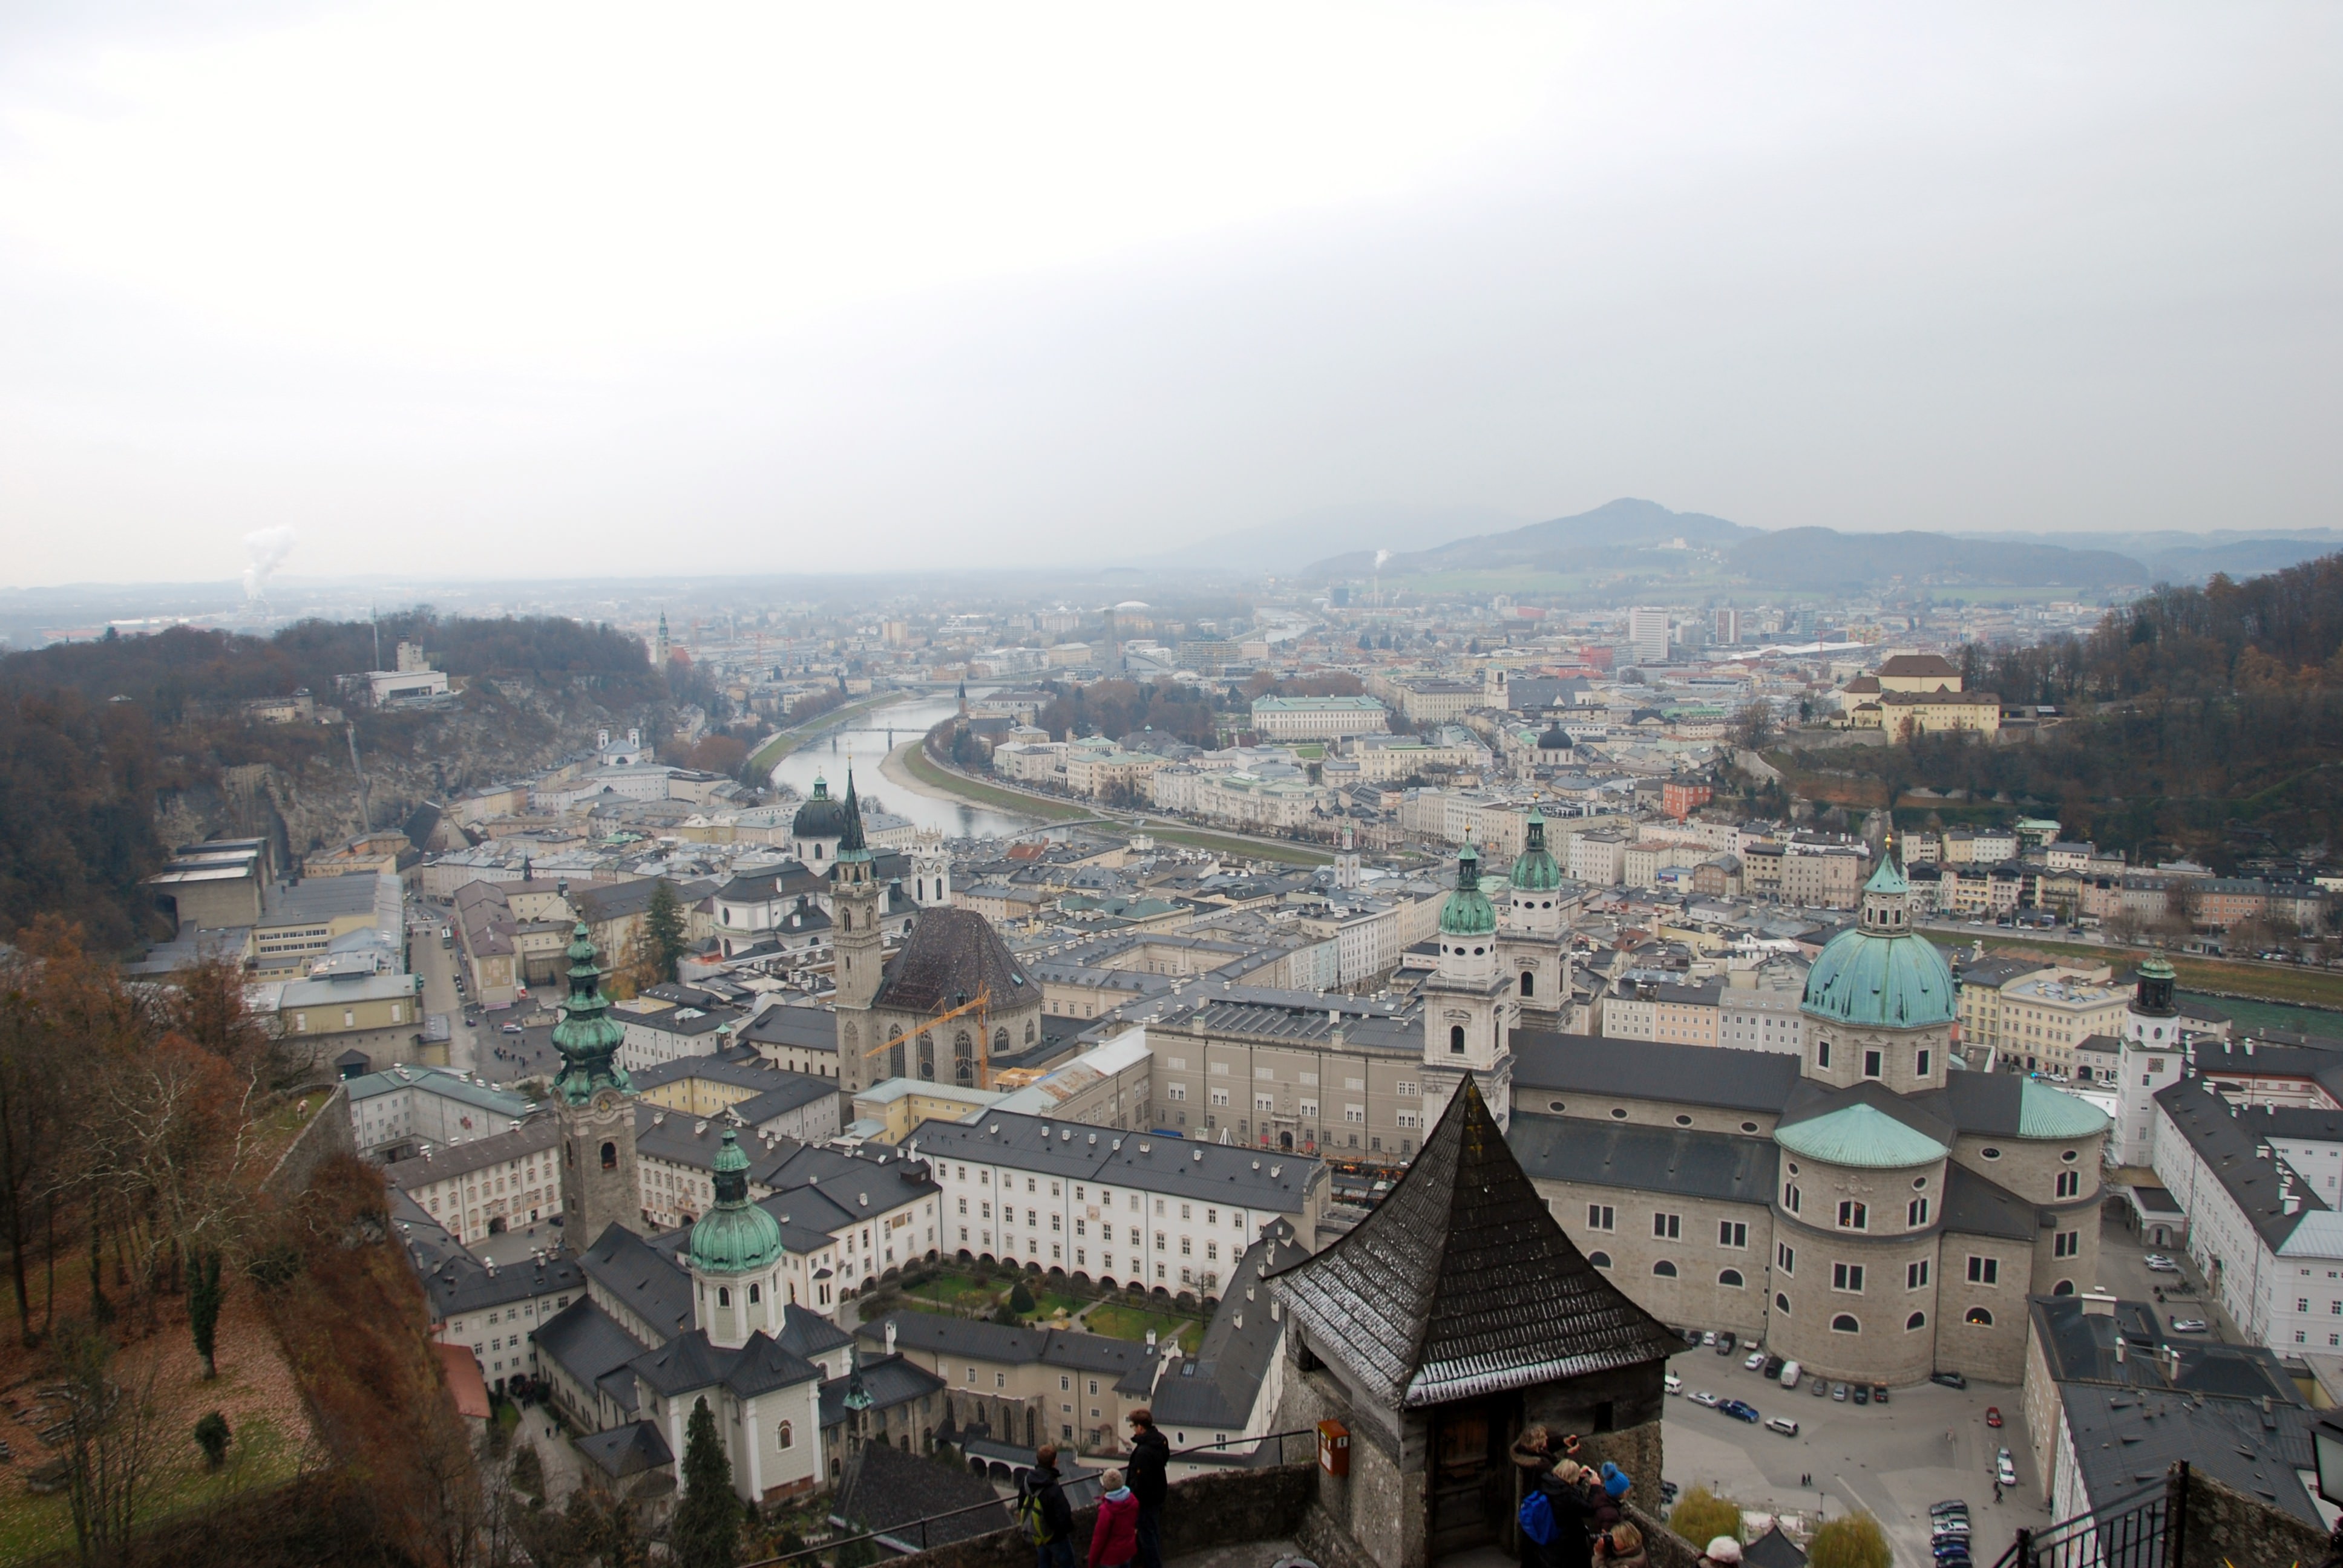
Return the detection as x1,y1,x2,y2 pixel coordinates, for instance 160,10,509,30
864,985,995,1088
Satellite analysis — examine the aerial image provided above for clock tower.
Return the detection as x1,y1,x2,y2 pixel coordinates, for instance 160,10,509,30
551,923,639,1246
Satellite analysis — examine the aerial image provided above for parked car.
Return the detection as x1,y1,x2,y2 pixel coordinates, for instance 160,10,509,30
2146,1255,2180,1273
1996,1449,2018,1487
1930,1500,1971,1520
1765,1417,1800,1437
1871,1384,1889,1404
1679,1328,1704,1346
502,1023,524,1034
1831,1382,1850,1401
1743,1349,1768,1371
1717,1331,1738,1355
1762,1354,1786,1380
1984,1406,2003,1428
2168,1318,2209,1334
1935,1518,1971,1537
1689,1390,1721,1408
1930,1371,1969,1390
1702,1330,1717,1345
1659,1481,1679,1505
1778,1359,1801,1389
1812,1374,1831,1397
1719,1399,1760,1423
1663,1373,1683,1396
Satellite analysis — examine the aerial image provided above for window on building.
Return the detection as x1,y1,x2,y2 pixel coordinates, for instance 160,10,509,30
1718,1220,1746,1249
1837,1201,1867,1230
1652,1260,1677,1278
1832,1263,1864,1293
1653,1212,1680,1240
1907,1259,1930,1289
1587,1204,1614,1232
1830,1313,1859,1333
1965,1306,1994,1326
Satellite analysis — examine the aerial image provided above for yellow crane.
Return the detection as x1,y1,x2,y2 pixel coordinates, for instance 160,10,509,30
863,985,996,1088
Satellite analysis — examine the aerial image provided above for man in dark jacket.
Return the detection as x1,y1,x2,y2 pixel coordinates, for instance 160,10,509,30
1126,1408,1170,1568
1024,1446,1078,1568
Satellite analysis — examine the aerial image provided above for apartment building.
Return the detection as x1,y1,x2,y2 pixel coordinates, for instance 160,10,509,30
909,1111,1326,1302
385,1117,566,1246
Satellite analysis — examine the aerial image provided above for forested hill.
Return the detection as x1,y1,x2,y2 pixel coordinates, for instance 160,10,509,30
0,615,660,950
1776,552,2343,869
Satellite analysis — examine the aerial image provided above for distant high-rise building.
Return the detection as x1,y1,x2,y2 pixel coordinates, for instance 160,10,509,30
1626,607,1669,665
1714,607,1741,646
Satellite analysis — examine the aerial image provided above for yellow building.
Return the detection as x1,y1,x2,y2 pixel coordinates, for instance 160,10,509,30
1879,689,2001,739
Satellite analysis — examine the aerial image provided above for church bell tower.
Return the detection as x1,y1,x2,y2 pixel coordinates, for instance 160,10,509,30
552,923,639,1246
1420,841,1516,1135
831,768,888,1094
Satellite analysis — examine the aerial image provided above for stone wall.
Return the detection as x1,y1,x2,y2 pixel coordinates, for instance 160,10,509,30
2172,1462,2328,1568
260,1084,358,1201
868,1462,1318,1568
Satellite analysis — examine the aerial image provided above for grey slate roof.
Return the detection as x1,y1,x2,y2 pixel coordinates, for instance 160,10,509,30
575,1419,673,1480
875,906,1036,1013
2028,1295,2296,1403
1938,1163,2038,1242
534,1297,649,1416
2058,1379,2319,1524
741,1004,841,1056
1150,1224,1306,1436
910,1111,1322,1214
819,1351,946,1426
578,1222,695,1341
858,1311,1159,1381
1507,1114,1778,1204
1271,1076,1679,1410
833,1435,1012,1549
1511,1030,1801,1116
2154,1080,2332,1250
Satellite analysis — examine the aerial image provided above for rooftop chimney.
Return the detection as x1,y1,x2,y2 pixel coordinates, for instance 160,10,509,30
885,1321,897,1356
2080,1289,2117,1318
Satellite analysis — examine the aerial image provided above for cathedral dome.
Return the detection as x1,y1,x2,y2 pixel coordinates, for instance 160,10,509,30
689,1129,784,1274
1509,809,1563,892
1800,854,1956,1028
1536,722,1571,751
1439,843,1498,936
790,776,853,841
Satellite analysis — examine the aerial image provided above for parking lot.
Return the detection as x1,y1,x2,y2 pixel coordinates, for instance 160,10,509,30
1661,1339,2046,1567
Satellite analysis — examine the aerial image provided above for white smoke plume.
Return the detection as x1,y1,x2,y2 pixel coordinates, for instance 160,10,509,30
241,526,297,601
1373,548,1392,569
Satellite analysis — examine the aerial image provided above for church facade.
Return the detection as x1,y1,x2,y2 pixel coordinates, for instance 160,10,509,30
1506,851,2110,1385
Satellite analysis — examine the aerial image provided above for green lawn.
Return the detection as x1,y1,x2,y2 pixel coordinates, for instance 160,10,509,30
1930,933,2343,1012
1084,1302,1204,1355
0,1414,301,1565
903,1273,1001,1309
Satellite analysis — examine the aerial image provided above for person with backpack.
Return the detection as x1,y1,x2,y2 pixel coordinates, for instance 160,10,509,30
1019,1446,1078,1568
1089,1468,1140,1568
1519,1460,1598,1568
1126,1408,1169,1568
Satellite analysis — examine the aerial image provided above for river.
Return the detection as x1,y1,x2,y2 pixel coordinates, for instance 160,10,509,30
764,693,1041,840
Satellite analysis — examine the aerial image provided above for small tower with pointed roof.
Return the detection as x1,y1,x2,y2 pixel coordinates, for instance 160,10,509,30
1270,1077,1678,1568
1420,841,1516,1134
552,923,640,1246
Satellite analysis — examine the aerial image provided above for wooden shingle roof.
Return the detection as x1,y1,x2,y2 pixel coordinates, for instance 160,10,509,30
1270,1076,1678,1409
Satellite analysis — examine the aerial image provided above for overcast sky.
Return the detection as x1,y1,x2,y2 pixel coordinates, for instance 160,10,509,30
1,2,2337,587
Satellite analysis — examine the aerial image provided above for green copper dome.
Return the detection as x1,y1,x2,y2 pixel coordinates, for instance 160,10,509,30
1774,1103,1947,1169
689,1129,784,1274
551,923,632,1105
1509,809,1563,892
2016,1081,2110,1140
1439,842,1498,936
1800,848,1955,1028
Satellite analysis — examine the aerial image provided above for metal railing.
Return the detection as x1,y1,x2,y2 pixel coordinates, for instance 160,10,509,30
1992,1476,2172,1568
738,1428,1319,1568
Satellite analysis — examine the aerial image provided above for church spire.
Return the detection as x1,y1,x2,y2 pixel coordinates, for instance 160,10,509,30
839,765,868,858
551,923,631,1103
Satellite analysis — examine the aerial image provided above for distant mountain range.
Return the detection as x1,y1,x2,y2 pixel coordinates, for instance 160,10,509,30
1301,498,2343,590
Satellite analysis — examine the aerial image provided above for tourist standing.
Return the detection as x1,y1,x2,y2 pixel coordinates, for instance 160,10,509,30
1126,1408,1170,1568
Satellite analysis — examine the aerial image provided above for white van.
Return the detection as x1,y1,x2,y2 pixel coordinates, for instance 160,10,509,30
1766,1417,1800,1437
1778,1360,1801,1390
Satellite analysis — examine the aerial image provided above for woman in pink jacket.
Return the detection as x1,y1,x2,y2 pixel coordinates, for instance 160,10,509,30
1089,1468,1141,1568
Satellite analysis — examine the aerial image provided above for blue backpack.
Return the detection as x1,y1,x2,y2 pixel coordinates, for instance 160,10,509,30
1518,1487,1556,1546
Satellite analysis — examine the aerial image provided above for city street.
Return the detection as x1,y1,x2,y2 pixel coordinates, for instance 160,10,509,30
1663,1351,2045,1567
404,900,475,1072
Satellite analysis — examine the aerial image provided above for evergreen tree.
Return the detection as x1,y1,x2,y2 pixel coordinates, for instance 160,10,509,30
672,1396,739,1568
188,1249,224,1379
1008,1279,1035,1315
193,1411,231,1469
644,882,688,985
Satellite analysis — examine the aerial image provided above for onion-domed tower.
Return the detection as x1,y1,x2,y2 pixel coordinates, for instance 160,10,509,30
1421,841,1515,1137
552,923,639,1246
689,1129,788,1347
1501,808,1569,1019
